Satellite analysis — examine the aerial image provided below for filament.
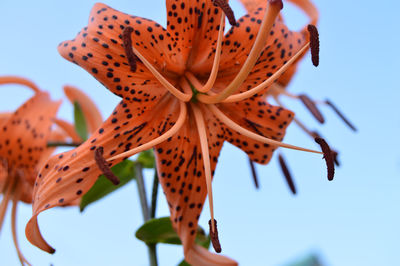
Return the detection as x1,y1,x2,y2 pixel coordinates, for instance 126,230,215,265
197,1,283,103
191,103,216,233
208,104,322,154
108,101,187,161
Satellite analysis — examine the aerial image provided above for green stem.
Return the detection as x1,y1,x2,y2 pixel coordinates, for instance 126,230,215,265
150,171,159,219
135,163,150,221
134,162,158,266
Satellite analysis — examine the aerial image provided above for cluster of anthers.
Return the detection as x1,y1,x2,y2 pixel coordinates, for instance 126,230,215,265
94,0,330,252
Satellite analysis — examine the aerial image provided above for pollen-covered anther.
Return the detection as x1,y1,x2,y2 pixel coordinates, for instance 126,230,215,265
299,94,325,124
278,154,296,195
325,99,357,131
209,219,222,253
122,26,140,72
307,24,319,66
314,137,335,181
212,0,237,26
94,147,120,185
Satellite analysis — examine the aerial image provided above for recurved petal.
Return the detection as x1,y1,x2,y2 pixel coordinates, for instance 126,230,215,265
63,85,103,134
0,91,61,181
219,97,294,164
185,244,238,266
166,0,224,70
58,3,170,107
26,94,180,253
154,105,225,255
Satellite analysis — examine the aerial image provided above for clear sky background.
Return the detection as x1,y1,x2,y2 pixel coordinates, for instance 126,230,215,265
0,0,399,265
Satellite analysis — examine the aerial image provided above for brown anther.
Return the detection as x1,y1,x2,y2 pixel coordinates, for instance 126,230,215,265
94,147,120,185
331,149,340,167
278,154,296,195
314,137,335,181
122,26,140,72
212,0,237,26
311,131,340,167
307,24,319,66
325,99,357,132
299,94,325,124
248,158,259,189
269,0,284,10
209,219,222,253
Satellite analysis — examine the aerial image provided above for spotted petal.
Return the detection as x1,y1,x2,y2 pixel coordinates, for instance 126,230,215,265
219,97,294,164
0,92,61,186
166,0,224,70
26,94,181,253
58,3,182,108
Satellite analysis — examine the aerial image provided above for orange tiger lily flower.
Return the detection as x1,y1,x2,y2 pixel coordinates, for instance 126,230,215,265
26,1,331,264
0,76,61,265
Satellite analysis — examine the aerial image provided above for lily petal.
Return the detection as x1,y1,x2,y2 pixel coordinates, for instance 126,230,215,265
0,92,61,186
166,0,224,70
219,98,294,164
26,94,181,253
185,244,237,266
154,105,225,255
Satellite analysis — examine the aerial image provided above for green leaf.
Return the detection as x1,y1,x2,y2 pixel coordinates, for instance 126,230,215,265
137,149,155,168
73,101,88,141
80,160,136,211
135,217,210,247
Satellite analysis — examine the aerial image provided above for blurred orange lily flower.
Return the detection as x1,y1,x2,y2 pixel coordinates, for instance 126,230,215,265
0,76,102,265
0,76,61,265
26,1,330,265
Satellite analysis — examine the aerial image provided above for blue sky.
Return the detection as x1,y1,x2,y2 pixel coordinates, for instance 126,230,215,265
0,0,399,265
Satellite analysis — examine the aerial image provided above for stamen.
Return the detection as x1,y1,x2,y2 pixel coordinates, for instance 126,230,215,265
208,104,322,154
0,76,41,93
107,101,187,161
219,43,310,103
248,158,259,189
278,153,296,195
325,99,357,131
314,137,335,181
307,24,319,67
125,32,192,102
198,0,283,103
94,147,120,185
311,131,340,167
11,187,32,266
192,104,216,233
122,27,140,72
299,94,325,124
208,219,222,253
212,0,237,26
